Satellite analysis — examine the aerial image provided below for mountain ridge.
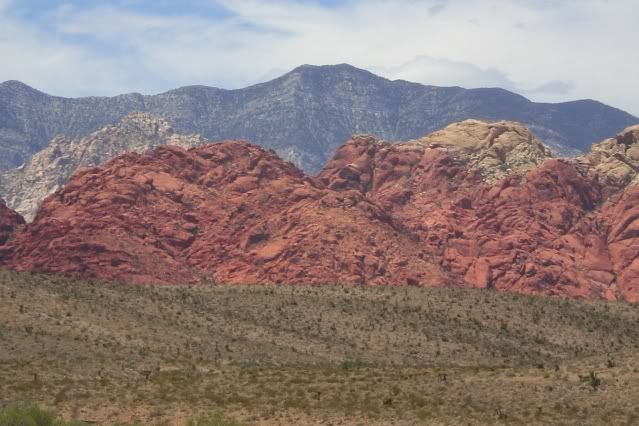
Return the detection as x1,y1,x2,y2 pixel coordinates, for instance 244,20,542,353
1,64,636,172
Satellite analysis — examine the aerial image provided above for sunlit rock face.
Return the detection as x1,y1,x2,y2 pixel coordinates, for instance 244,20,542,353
4,120,639,302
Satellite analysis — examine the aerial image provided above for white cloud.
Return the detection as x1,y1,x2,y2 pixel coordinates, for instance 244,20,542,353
375,56,577,102
0,0,637,116
375,56,517,90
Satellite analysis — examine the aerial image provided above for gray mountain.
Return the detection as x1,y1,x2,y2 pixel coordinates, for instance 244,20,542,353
1,64,637,172
0,113,206,221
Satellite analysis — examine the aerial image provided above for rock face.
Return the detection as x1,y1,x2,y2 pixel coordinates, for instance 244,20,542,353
1,64,636,172
3,119,639,301
582,124,639,190
0,112,207,221
320,122,639,301
0,199,24,246
319,120,551,190
0,142,448,286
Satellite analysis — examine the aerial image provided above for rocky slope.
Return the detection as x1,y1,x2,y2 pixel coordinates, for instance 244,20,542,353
0,199,24,245
1,64,636,172
0,142,448,286
320,122,639,301
0,112,206,221
319,120,552,190
3,120,639,301
581,124,639,190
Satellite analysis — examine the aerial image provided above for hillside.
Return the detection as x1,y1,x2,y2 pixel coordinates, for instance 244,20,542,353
3,120,639,301
1,64,636,172
320,121,639,300
0,138,449,287
0,112,207,221
2,271,639,425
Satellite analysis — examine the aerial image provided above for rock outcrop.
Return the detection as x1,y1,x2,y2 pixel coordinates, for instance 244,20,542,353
0,199,24,246
3,119,639,301
410,120,552,183
0,142,448,286
320,122,639,301
0,113,207,221
319,120,551,191
581,124,639,190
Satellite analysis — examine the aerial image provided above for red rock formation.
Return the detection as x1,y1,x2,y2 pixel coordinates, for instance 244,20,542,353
0,142,448,286
3,119,639,301
598,187,639,301
320,122,639,301
0,199,24,246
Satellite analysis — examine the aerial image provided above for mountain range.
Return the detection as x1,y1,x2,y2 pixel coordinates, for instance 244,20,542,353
1,64,637,173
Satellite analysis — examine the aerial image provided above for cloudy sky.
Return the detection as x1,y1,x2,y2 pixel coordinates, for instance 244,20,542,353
1,0,637,116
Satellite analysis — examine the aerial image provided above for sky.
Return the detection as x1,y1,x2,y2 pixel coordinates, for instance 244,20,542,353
0,0,637,116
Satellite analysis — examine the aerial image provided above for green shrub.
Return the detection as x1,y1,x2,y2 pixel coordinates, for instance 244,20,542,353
186,410,243,426
339,358,366,371
0,403,85,426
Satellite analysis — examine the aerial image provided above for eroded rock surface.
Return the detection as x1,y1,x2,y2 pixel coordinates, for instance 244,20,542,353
319,120,552,191
3,119,639,301
320,121,639,301
581,124,639,190
0,142,448,286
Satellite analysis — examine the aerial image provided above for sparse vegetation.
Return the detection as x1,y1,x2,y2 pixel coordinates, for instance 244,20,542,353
2,270,639,424
186,410,243,426
0,403,243,426
0,403,86,426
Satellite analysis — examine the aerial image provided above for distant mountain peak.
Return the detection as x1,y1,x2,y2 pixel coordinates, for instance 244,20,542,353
287,63,381,80
0,79,31,88
292,63,366,72
0,80,43,95
0,64,636,173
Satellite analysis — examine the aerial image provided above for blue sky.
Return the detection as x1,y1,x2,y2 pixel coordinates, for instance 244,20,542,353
0,0,637,116
6,0,236,21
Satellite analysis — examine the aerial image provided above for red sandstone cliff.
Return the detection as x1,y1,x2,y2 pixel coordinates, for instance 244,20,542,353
0,142,448,286
319,121,639,301
3,120,639,301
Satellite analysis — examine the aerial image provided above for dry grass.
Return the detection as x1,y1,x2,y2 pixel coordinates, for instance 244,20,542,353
1,270,639,425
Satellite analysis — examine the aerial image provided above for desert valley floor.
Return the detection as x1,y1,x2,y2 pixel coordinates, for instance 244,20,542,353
2,271,639,425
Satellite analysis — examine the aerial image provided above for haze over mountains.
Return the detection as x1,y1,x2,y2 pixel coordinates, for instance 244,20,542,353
1,64,637,173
